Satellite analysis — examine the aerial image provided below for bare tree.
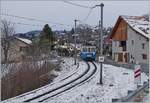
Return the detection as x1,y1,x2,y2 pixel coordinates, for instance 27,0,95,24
1,19,15,63
143,14,149,21
76,24,92,44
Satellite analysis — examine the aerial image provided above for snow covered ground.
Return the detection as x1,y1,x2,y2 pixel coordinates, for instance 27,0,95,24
44,62,149,103
52,57,79,82
2,58,82,103
143,94,150,103
2,58,149,103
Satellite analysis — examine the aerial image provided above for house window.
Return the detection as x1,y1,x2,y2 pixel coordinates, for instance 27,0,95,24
20,47,23,51
20,47,26,52
132,40,134,45
119,41,126,47
142,43,145,49
119,41,126,51
131,55,132,59
142,54,147,59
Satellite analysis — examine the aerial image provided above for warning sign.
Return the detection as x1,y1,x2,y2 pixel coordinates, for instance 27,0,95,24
134,64,141,85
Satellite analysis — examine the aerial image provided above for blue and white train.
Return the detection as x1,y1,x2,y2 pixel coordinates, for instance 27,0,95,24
80,45,96,61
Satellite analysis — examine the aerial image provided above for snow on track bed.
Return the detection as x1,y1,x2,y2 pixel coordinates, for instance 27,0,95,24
2,59,92,103
23,62,90,102
37,62,97,102
2,61,97,103
53,58,79,82
1,58,80,103
2,59,148,103
45,63,148,103
24,62,97,102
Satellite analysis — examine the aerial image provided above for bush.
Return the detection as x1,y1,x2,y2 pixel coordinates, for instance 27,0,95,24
1,60,59,100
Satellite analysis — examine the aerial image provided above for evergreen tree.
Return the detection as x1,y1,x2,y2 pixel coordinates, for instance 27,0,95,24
40,24,54,45
39,24,56,52
70,28,74,34
63,29,67,33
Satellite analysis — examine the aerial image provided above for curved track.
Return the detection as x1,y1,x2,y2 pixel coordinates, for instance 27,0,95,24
15,63,80,99
24,62,97,102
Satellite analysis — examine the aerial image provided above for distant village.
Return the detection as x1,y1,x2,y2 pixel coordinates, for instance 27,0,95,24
1,11,150,102
2,15,150,66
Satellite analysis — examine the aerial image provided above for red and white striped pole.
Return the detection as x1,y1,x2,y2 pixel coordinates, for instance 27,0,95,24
134,64,141,86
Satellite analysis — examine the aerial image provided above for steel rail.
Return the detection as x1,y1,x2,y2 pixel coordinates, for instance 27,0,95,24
24,62,91,102
39,62,97,102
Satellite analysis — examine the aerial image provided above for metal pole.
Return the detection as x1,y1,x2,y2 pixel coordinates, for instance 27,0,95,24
100,3,104,56
92,3,104,85
74,19,77,65
99,20,101,54
100,3,104,84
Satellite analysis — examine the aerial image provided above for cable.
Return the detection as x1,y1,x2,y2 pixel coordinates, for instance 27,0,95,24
83,8,93,22
62,0,92,9
12,22,43,27
11,22,68,30
0,13,73,27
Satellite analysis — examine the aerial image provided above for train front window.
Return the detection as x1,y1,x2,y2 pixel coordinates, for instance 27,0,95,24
83,48,87,52
92,48,96,52
88,48,91,52
90,48,94,52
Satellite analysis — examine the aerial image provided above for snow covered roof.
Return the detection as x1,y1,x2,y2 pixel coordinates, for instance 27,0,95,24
121,15,150,39
72,34,79,36
15,37,32,45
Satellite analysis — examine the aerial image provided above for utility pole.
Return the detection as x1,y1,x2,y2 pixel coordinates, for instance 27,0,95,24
74,19,77,65
100,3,104,85
92,3,104,85
99,20,101,54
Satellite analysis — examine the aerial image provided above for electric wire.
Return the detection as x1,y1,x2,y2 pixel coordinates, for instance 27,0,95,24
83,8,93,22
0,13,73,27
62,0,92,9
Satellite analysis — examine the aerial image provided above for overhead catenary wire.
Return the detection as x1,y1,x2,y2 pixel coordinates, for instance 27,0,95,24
0,13,73,27
83,8,93,22
11,22,56,28
62,1,149,7
62,0,92,9
13,22,70,31
12,22,43,27
1,14,98,30
0,1,98,30
0,1,98,29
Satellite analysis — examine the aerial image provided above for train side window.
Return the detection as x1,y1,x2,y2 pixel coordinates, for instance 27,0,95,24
88,48,90,52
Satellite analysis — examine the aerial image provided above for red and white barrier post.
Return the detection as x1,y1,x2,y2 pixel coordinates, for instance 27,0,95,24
134,64,141,87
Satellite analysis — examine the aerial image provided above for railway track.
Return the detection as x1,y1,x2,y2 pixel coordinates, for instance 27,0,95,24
24,62,97,102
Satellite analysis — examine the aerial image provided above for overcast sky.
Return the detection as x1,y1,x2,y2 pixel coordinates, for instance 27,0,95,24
1,0,150,33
